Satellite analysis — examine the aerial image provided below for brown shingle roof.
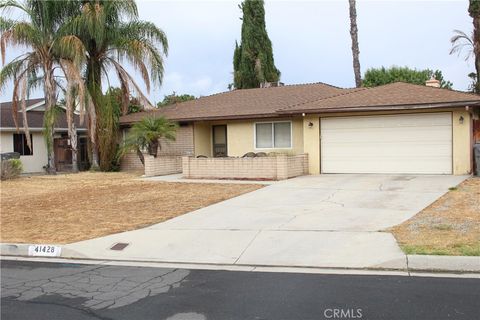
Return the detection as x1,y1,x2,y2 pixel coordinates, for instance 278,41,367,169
279,82,480,114
1,99,88,130
120,83,346,124
119,82,480,124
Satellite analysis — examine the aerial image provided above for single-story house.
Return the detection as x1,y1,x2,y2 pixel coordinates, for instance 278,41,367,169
119,81,480,178
0,99,89,173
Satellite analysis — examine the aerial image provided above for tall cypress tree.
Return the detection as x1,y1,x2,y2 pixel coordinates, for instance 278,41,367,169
233,0,280,89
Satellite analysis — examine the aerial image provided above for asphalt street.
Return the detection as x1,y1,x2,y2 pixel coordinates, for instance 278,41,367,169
1,260,479,320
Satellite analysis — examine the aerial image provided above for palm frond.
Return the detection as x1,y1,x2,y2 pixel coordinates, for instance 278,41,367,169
0,0,31,16
55,34,87,64
109,58,154,109
450,29,474,61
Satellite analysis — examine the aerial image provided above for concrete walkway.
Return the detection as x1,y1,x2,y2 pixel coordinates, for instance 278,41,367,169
140,173,275,185
64,174,467,270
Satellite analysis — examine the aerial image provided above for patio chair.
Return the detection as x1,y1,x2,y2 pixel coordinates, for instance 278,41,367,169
242,152,256,158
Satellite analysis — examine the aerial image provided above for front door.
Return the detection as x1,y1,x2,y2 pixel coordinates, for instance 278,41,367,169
212,125,227,157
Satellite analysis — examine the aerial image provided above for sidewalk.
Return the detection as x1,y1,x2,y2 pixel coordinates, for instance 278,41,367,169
0,243,480,277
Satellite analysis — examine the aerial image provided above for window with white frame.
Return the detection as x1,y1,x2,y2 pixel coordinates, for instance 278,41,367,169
255,121,292,149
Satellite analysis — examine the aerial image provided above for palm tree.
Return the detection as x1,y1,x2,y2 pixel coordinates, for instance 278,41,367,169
121,116,177,165
348,0,361,87
450,29,474,60
450,29,477,92
469,0,480,93
0,0,85,174
67,0,168,170
59,58,90,172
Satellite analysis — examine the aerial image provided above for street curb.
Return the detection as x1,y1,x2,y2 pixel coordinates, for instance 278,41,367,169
2,243,479,274
407,255,480,273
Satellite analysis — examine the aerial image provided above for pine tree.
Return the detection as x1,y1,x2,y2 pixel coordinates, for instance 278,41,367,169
233,0,280,89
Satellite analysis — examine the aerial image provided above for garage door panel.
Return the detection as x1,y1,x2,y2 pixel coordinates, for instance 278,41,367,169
322,127,452,143
321,159,452,174
320,113,452,174
322,113,452,129
324,144,452,156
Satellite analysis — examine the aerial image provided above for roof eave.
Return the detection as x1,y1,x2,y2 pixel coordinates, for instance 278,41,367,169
276,101,480,115
119,112,289,125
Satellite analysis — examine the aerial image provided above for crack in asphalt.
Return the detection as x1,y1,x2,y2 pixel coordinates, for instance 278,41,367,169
4,297,116,320
1,264,190,310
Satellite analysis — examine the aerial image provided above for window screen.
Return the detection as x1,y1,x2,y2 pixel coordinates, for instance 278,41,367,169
255,123,273,148
274,122,291,148
255,122,291,149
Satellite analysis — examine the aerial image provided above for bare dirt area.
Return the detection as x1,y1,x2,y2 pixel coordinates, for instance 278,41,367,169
391,177,480,256
1,172,262,244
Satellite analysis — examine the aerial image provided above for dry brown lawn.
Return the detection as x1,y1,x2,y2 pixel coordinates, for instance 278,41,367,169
0,172,262,244
390,177,480,256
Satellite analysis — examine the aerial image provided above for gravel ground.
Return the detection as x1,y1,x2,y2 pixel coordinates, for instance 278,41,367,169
391,177,480,256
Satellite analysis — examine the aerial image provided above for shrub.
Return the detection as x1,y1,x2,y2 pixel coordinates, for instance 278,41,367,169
1,159,23,180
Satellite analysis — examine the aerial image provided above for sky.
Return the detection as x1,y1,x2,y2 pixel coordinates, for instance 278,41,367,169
0,0,474,103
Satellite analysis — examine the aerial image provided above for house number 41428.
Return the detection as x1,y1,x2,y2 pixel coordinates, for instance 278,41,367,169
28,245,61,257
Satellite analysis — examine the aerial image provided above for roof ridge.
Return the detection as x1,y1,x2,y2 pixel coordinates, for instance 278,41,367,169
278,86,368,112
375,81,480,97
178,81,344,102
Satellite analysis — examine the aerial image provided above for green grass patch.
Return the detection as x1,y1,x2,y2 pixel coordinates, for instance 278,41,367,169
432,224,453,231
401,243,480,256
452,244,480,256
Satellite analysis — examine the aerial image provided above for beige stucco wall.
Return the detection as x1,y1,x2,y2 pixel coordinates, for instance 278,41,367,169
193,122,212,157
302,116,320,174
452,110,471,175
0,131,48,173
193,118,304,157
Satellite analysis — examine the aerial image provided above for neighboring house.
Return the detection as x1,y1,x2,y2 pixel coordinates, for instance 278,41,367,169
0,99,89,173
120,81,480,176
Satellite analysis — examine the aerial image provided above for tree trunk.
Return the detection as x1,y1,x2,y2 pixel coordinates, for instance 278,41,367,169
473,15,480,93
44,65,57,174
136,147,145,165
148,140,159,157
87,99,100,170
67,98,79,173
349,0,362,88
86,57,101,170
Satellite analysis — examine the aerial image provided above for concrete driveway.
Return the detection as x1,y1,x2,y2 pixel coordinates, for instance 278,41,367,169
65,174,467,269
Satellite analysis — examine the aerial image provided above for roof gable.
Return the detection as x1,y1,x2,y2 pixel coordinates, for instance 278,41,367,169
1,99,87,130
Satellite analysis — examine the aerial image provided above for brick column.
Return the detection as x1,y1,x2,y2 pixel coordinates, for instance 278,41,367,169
144,155,154,177
276,154,288,180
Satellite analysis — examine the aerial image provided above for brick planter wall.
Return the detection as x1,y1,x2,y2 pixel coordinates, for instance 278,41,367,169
120,152,145,172
144,155,183,177
120,124,194,174
182,154,308,180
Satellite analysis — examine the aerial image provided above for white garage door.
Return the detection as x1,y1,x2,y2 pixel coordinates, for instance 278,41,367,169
320,112,452,174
